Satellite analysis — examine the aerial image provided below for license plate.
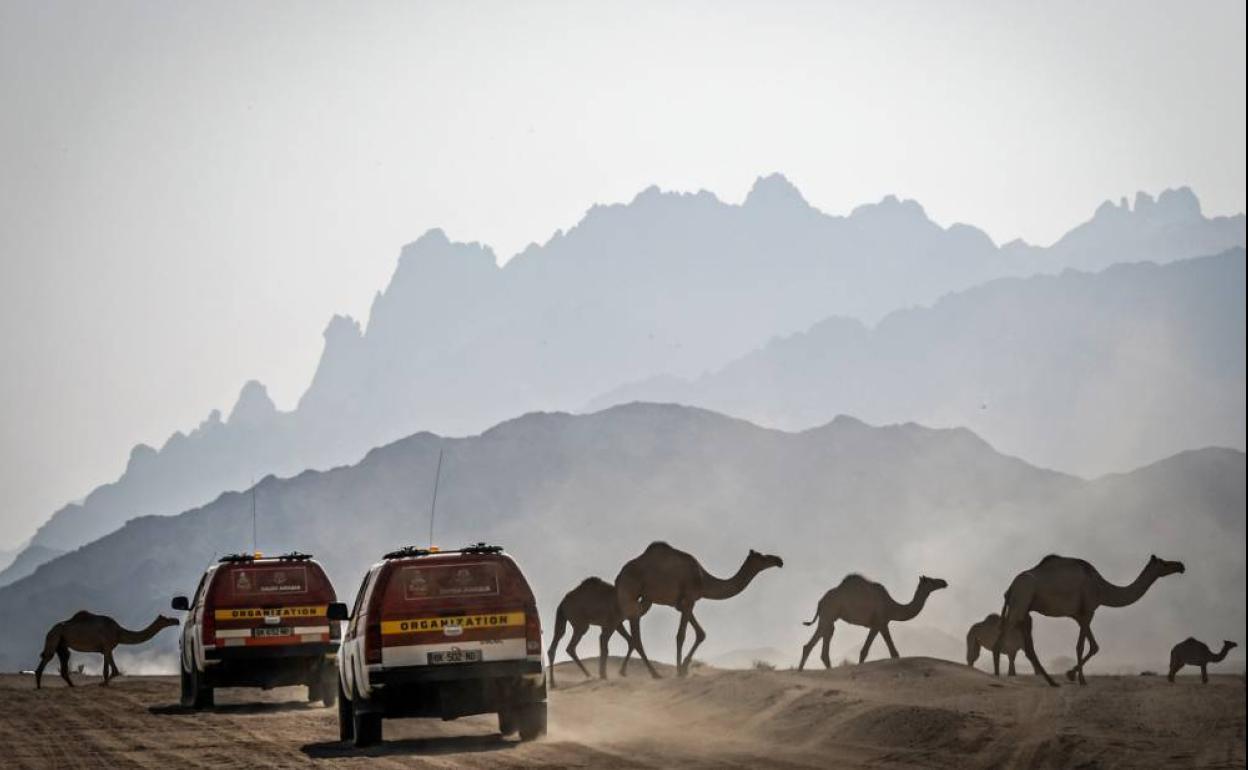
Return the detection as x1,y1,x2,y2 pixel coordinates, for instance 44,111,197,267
428,649,481,665
254,627,293,637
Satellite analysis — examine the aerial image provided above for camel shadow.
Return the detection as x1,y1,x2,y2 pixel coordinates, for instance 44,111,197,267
301,733,517,759
149,700,319,716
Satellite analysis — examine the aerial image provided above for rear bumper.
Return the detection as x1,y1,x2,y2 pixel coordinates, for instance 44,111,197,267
368,659,541,687
360,659,545,719
202,643,337,689
207,642,337,662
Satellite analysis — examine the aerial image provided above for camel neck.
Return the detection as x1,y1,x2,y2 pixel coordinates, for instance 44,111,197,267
118,619,166,645
1210,644,1234,663
891,585,932,622
1098,562,1160,608
701,562,759,601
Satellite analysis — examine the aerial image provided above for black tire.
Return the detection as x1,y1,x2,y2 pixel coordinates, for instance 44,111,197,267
319,666,338,708
353,709,382,748
337,681,354,742
179,668,192,707
186,665,213,710
498,708,517,736
516,701,547,742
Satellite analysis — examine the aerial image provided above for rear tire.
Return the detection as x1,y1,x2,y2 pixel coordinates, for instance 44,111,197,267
337,681,354,742
498,709,517,736
516,701,547,741
184,665,213,710
353,710,381,747
319,665,338,708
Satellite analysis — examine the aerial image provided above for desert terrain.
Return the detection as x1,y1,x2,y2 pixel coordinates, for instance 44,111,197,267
0,657,1242,769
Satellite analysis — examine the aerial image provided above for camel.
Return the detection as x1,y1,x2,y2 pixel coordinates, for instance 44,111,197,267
1168,638,1237,683
966,612,1025,675
615,542,783,678
797,574,948,670
547,577,649,688
996,554,1184,687
35,611,179,688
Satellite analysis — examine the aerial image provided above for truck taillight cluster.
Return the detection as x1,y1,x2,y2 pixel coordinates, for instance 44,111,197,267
365,621,383,664
202,609,216,647
524,604,542,654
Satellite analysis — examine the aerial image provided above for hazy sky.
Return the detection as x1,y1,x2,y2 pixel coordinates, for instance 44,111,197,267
1,0,1244,547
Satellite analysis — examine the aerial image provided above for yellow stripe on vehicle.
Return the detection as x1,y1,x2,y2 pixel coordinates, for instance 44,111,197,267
213,605,328,621
381,612,524,635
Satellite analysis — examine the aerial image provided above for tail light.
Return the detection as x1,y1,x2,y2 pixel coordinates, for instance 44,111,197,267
202,608,216,646
365,621,383,664
524,603,542,654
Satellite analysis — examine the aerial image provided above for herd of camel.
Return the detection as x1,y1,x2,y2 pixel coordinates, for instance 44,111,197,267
547,541,1238,688
30,541,1237,690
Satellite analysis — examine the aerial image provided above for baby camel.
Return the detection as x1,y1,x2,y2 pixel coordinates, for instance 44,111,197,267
547,577,647,688
966,612,1025,675
798,574,948,670
1168,638,1237,684
36,610,179,688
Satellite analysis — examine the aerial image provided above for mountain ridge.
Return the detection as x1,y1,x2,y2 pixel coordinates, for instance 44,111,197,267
4,177,1242,586
0,403,1239,673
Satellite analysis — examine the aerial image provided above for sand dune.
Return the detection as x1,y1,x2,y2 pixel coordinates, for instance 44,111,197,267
1,657,1242,768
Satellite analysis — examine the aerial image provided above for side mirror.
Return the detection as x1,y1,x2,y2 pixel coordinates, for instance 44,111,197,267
327,602,349,621
171,596,190,612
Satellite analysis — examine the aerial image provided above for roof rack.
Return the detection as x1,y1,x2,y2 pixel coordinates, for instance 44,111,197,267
383,542,503,560
218,553,256,563
218,551,315,563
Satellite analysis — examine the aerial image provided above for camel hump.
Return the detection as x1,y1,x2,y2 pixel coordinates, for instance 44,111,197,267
643,540,674,553
577,576,610,590
983,612,1002,624
69,610,96,622
838,573,873,588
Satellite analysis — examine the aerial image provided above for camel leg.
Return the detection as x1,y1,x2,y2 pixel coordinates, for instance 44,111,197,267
34,651,53,690
1201,664,1208,684
820,624,834,669
675,613,689,677
617,623,635,677
991,649,1001,676
56,644,74,687
1168,653,1181,683
799,620,830,671
566,626,591,679
880,625,900,659
1067,625,1087,683
859,628,878,664
679,612,707,676
546,616,567,689
1020,622,1057,687
1007,652,1017,676
627,617,661,679
1071,621,1098,685
599,627,613,680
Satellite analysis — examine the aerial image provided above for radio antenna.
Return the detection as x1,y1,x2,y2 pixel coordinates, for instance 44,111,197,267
251,477,257,555
428,449,444,548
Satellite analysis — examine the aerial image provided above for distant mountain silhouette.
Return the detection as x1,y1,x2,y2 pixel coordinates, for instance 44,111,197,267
589,251,1246,476
5,177,1242,585
0,404,1240,672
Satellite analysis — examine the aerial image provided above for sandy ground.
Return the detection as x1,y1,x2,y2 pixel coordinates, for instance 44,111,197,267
1,657,1242,769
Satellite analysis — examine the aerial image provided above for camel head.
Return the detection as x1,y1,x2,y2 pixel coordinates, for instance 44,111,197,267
154,614,180,630
745,549,784,573
1148,554,1185,577
1222,641,1239,652
918,576,948,594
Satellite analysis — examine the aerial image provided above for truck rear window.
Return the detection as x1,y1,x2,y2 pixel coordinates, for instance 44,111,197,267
209,562,336,608
398,562,499,601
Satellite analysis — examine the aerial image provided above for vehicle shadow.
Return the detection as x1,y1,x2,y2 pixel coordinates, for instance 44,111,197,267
301,733,517,759
149,700,321,716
